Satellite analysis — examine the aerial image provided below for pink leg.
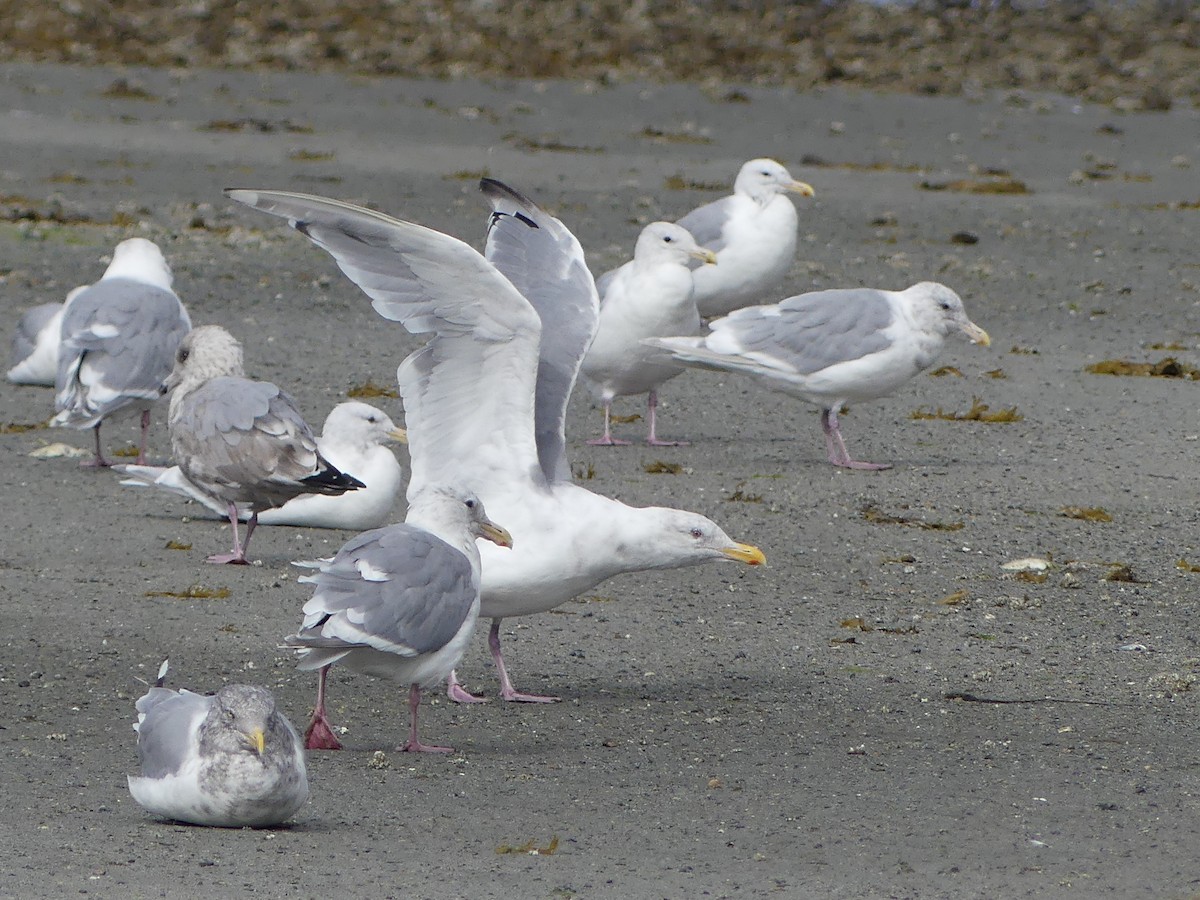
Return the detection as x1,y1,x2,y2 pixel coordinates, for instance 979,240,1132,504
491,618,559,703
304,665,343,750
822,408,891,471
135,408,152,465
399,683,453,753
645,390,688,447
79,423,112,468
446,670,487,704
207,505,254,564
586,401,631,446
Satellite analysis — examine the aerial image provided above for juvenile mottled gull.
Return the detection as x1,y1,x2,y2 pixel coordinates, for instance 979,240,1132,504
52,239,191,466
228,180,764,704
581,222,716,446
287,486,512,753
116,401,406,530
164,325,364,564
675,158,814,318
127,663,308,828
6,296,70,386
646,282,991,469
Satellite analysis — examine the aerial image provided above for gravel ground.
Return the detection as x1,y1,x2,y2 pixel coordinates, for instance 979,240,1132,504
0,51,1199,900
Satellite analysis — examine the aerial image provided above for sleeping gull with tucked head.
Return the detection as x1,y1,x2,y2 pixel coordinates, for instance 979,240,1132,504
52,238,191,466
581,221,716,446
127,662,309,828
164,325,364,564
116,400,406,530
228,179,765,704
7,295,73,386
675,157,814,319
646,282,991,470
287,486,512,753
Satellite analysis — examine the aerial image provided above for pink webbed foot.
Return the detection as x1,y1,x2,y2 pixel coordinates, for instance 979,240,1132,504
446,672,488,704
500,687,560,704
399,738,454,754
79,457,113,469
206,552,251,565
587,435,631,446
304,715,343,751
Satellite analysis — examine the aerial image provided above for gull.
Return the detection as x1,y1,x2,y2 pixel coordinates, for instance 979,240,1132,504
7,295,72,386
164,325,364,564
127,662,309,827
52,239,191,466
227,180,765,704
286,486,512,753
646,282,991,469
675,157,814,319
116,401,407,530
581,222,716,446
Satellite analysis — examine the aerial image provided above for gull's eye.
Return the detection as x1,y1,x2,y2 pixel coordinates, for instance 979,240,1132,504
366,415,378,423
465,498,476,509
690,527,703,539
663,235,674,243
177,348,189,364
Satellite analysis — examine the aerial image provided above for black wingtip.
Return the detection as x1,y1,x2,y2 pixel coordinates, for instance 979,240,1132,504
302,461,366,495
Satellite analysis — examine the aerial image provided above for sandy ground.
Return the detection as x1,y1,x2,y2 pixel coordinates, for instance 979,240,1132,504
1,62,1199,899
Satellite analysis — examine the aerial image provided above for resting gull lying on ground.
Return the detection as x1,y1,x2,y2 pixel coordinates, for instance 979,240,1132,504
581,222,715,446
127,662,309,828
228,180,764,704
646,282,990,469
286,486,512,753
52,239,191,466
164,325,363,564
116,400,406,530
7,295,72,386
675,158,814,319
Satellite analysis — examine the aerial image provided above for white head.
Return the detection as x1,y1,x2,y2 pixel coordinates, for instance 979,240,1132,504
634,222,717,268
320,401,407,450
163,324,245,395
904,282,991,346
102,238,174,291
406,485,513,553
733,158,815,205
616,507,766,573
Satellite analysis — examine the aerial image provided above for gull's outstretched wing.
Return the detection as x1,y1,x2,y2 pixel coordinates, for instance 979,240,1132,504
225,189,544,500
479,178,599,483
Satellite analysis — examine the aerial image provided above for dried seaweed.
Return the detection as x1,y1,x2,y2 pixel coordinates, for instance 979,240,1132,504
1103,564,1143,583
840,617,873,631
725,488,763,503
1176,559,1200,573
637,127,712,145
202,118,313,134
1084,357,1200,380
983,369,1007,379
644,460,683,475
144,585,231,599
928,365,962,377
496,836,559,855
937,589,970,606
860,504,963,531
100,78,157,100
0,421,47,434
910,397,1022,423
346,380,398,398
1060,506,1113,522
164,540,192,551
611,413,642,425
921,177,1029,194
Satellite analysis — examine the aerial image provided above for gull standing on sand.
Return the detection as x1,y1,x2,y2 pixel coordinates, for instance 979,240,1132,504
287,487,512,753
675,158,814,319
127,663,309,828
581,222,716,446
116,400,407,530
229,180,765,705
164,325,364,564
52,239,191,466
646,282,991,469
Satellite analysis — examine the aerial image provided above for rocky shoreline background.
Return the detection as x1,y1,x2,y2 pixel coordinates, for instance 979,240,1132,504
2,1,1197,110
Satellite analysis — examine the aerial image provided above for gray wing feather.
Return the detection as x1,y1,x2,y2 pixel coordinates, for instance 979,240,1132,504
172,377,329,508
56,279,190,416
719,289,895,376
292,524,477,657
675,196,734,253
480,179,599,484
134,688,211,779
